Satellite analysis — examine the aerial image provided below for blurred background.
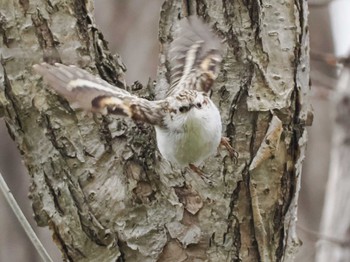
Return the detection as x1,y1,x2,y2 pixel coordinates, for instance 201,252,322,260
0,0,349,261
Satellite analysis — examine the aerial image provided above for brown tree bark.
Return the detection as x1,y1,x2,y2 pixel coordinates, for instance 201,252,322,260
0,0,310,261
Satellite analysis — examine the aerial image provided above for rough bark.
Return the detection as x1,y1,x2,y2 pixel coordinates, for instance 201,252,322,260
315,67,350,261
0,0,310,261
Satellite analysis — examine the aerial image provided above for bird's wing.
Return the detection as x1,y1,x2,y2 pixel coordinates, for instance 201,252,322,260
33,63,165,126
167,16,222,97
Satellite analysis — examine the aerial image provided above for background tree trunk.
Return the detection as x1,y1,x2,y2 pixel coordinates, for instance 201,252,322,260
0,0,310,261
315,67,350,261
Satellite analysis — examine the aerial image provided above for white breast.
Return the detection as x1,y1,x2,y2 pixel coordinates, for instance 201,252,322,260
155,100,222,167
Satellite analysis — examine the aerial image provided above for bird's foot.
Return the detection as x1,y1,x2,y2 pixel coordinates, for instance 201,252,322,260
188,164,213,185
220,137,239,164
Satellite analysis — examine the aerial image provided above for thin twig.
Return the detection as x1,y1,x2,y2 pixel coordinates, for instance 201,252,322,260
311,49,350,68
308,0,337,8
0,170,53,262
311,50,339,67
298,224,350,247
310,68,338,90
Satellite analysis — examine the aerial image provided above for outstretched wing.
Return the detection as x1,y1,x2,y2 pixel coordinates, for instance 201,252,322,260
167,16,222,97
33,63,165,126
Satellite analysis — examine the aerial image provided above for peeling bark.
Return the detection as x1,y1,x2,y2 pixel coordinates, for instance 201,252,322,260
0,0,309,261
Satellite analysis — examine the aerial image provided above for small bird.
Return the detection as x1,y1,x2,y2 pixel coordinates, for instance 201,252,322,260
33,16,237,177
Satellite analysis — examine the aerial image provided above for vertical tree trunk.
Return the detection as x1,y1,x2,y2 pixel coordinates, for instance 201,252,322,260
316,67,350,262
0,0,310,261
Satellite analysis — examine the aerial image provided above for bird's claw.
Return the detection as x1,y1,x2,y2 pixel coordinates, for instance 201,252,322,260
220,137,239,164
188,164,214,185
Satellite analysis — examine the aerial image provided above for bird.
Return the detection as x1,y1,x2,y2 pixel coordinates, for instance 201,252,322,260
33,16,237,178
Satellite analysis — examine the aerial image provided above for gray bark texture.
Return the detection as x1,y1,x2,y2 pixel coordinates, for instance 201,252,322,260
0,0,310,261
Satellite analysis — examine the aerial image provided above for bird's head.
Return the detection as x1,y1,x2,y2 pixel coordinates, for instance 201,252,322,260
163,90,211,130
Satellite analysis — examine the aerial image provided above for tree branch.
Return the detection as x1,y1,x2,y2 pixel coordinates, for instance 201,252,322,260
0,170,53,262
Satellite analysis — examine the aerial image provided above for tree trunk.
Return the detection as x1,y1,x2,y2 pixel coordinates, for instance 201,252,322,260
0,0,310,261
315,67,350,262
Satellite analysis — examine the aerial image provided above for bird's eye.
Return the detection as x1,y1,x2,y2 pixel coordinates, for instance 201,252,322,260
196,103,202,109
179,106,187,113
